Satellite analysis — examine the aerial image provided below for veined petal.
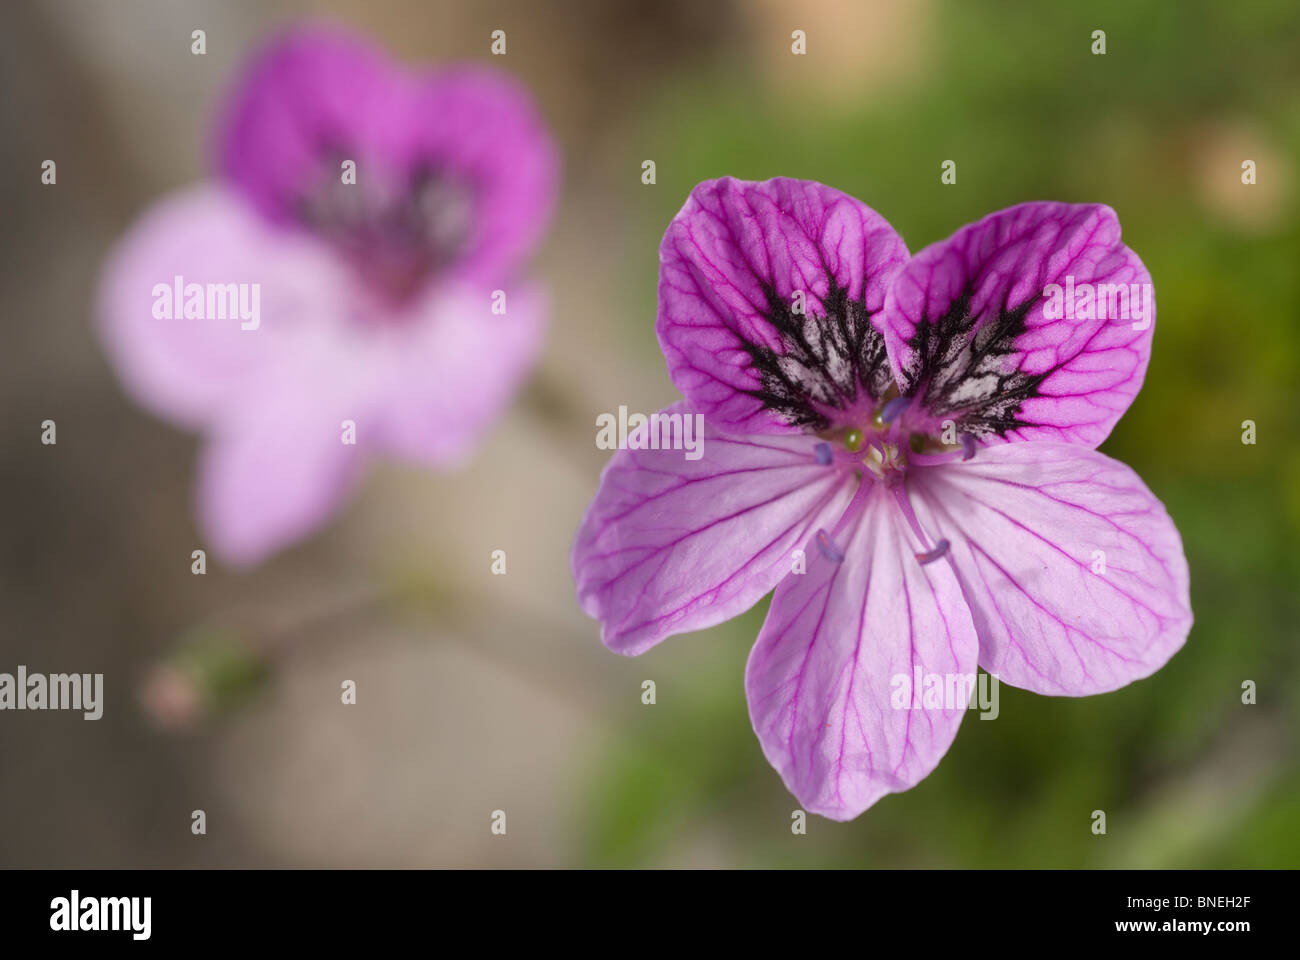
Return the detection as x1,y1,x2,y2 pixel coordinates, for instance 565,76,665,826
572,402,856,655
882,202,1154,447
747,483,979,821
908,442,1192,696
657,177,909,436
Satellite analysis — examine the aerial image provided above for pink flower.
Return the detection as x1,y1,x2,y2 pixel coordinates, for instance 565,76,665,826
98,25,557,566
573,177,1192,820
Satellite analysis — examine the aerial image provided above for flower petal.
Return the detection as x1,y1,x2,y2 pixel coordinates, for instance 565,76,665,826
908,442,1192,696
372,282,547,466
96,185,350,429
572,402,856,655
746,483,979,821
401,67,558,284
657,177,909,436
217,26,557,284
196,364,372,568
881,202,1154,447
216,25,398,226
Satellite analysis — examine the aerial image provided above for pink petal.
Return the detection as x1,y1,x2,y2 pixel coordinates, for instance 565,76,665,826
401,68,558,286
216,24,400,227
572,402,857,655
746,482,979,821
196,365,372,568
908,442,1192,695
96,185,350,429
881,202,1154,447
99,187,544,566
657,177,909,436
372,283,547,467
217,24,557,285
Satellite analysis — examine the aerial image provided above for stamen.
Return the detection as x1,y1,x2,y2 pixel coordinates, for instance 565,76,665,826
891,484,929,543
830,472,876,539
915,539,951,565
880,396,911,424
814,441,833,465
891,483,950,568
815,529,845,563
907,433,979,468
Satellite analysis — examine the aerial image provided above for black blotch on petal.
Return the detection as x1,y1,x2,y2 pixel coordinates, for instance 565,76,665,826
901,289,1047,438
740,274,893,431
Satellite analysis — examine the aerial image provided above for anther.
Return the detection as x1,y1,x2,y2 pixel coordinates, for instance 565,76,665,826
881,396,911,424
914,539,951,565
815,529,845,563
814,441,833,465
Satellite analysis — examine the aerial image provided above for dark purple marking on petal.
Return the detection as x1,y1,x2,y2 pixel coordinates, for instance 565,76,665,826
299,161,478,306
881,202,1155,448
739,278,898,432
657,178,910,436
901,290,1045,438
217,26,557,308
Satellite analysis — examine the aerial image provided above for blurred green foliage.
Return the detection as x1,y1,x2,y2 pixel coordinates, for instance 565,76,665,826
581,0,1300,866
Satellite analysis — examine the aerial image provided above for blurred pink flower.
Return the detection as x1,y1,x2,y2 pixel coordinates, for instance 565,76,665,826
98,25,557,565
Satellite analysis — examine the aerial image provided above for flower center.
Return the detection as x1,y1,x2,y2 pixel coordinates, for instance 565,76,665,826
810,394,975,566
299,159,475,310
